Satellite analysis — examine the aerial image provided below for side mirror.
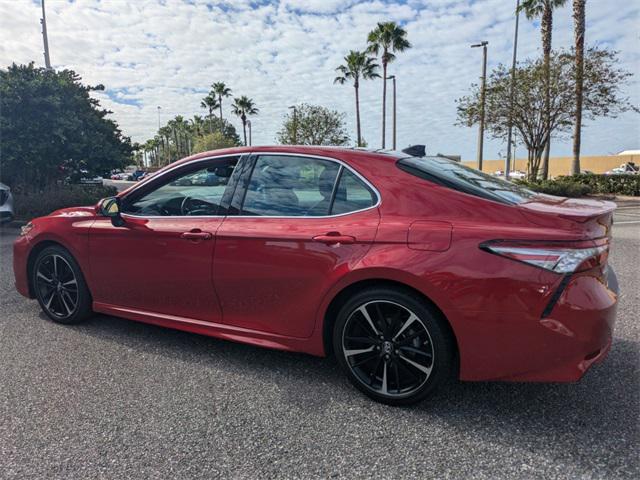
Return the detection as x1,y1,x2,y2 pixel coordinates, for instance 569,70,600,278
99,197,125,227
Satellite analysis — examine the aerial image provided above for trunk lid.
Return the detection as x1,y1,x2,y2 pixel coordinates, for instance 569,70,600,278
517,194,616,240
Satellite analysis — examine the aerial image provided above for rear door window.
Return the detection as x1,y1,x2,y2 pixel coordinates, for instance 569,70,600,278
241,155,340,216
330,169,377,215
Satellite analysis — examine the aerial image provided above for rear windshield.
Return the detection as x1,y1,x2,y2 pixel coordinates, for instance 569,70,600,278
397,156,536,205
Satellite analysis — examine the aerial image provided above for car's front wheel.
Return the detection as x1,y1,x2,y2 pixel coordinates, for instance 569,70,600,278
33,246,93,324
333,287,455,405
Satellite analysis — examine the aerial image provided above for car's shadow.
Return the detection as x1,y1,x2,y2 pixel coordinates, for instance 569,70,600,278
59,312,639,475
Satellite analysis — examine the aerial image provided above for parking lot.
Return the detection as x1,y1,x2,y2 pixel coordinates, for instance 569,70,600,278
0,204,638,479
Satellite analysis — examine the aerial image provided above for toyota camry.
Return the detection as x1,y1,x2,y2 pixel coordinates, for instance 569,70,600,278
13,146,618,405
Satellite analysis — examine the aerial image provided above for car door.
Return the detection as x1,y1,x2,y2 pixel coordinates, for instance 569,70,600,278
213,153,381,338
89,155,240,322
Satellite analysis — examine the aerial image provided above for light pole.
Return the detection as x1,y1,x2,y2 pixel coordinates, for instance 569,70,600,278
247,120,252,146
157,106,161,131
505,0,521,180
40,0,52,69
471,41,488,172
386,75,397,150
288,105,297,144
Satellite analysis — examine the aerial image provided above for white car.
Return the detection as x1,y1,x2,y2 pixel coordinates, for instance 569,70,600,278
605,163,639,175
493,170,526,180
0,182,15,224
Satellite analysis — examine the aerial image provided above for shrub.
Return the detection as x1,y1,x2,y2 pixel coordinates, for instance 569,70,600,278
566,173,640,196
13,184,117,220
515,178,592,197
515,174,640,197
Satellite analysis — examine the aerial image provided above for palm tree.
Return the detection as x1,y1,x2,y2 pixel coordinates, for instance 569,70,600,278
571,0,586,175
190,115,207,137
366,21,411,149
519,0,567,179
200,93,219,134
231,96,258,146
334,50,380,147
212,82,232,125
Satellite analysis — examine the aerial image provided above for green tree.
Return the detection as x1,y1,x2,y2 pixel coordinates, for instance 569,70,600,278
189,115,207,137
518,0,568,179
456,48,636,180
334,50,380,147
572,0,586,174
277,103,350,146
211,82,232,125
231,96,258,146
192,131,238,153
200,93,219,134
0,63,131,189
143,115,240,167
366,21,411,149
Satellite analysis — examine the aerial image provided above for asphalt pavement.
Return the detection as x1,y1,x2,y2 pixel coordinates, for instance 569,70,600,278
0,207,638,479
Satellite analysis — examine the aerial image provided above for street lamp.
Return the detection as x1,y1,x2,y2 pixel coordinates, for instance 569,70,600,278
505,0,521,179
40,0,52,69
247,120,252,146
157,106,161,131
386,75,397,150
471,41,488,172
288,105,297,144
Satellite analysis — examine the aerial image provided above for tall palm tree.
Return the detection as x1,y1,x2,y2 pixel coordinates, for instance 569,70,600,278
571,0,586,175
334,50,380,147
519,0,567,179
200,93,219,134
232,96,258,146
366,21,411,149
212,82,232,125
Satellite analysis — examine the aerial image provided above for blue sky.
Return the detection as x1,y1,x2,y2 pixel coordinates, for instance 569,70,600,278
2,0,638,160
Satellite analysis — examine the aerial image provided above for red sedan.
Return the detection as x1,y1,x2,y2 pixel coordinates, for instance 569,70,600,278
13,146,618,405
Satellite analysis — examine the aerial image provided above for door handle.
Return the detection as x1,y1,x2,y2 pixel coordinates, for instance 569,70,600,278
181,230,213,241
312,233,356,245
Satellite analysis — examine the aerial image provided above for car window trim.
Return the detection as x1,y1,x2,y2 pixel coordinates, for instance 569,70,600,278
230,152,380,219
327,165,344,216
119,154,244,219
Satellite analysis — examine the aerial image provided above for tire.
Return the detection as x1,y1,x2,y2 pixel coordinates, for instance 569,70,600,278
333,286,455,406
32,245,93,325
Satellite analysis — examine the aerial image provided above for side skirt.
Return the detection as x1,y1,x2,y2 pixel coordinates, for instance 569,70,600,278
92,302,325,357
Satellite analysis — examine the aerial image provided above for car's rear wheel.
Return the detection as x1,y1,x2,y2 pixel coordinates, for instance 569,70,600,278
33,246,93,324
333,287,454,405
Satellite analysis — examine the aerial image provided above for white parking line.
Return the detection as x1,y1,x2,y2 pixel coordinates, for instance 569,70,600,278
614,220,640,225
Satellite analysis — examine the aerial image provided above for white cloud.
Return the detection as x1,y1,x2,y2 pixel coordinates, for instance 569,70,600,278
1,0,638,159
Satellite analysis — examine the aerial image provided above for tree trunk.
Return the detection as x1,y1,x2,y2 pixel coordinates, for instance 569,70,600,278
527,148,538,182
242,115,247,146
572,0,586,175
541,3,553,180
381,60,387,149
209,109,213,134
355,80,362,147
218,96,223,127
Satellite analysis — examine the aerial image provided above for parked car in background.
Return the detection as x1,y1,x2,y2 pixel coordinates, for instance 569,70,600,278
110,172,133,181
131,170,146,181
64,169,103,185
0,182,15,224
13,146,619,405
605,162,639,175
493,169,526,179
79,175,103,185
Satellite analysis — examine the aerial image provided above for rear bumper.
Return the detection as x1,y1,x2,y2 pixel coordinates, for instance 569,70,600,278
457,267,618,382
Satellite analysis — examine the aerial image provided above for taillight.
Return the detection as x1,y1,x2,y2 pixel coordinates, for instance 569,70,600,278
481,238,609,274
